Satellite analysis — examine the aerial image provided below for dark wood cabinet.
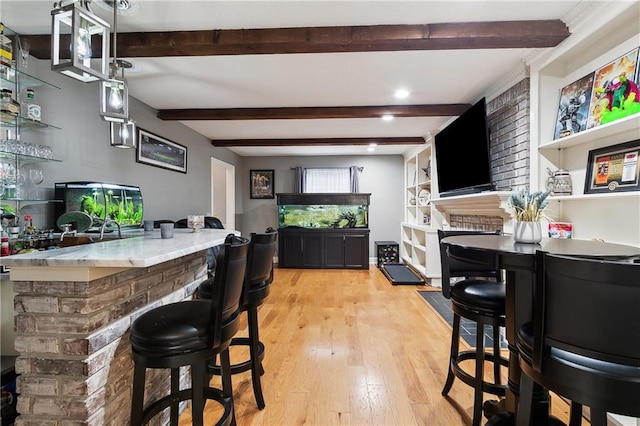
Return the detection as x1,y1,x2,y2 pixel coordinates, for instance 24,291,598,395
278,228,369,269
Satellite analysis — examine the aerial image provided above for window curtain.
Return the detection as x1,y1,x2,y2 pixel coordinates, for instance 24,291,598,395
293,166,304,193
293,166,361,193
350,166,360,193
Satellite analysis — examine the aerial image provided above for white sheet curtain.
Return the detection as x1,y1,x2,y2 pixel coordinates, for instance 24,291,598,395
293,167,360,193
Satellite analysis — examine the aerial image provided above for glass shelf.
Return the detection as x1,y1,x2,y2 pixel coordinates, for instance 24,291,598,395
0,112,61,130
1,64,62,91
0,150,61,164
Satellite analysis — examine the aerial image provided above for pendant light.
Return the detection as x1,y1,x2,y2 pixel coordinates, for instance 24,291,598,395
51,0,110,82
110,119,136,148
99,0,128,122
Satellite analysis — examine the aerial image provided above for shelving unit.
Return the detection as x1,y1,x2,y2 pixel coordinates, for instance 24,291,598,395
401,144,442,285
530,1,640,246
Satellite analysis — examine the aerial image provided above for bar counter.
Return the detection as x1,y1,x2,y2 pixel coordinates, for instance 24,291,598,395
2,228,236,426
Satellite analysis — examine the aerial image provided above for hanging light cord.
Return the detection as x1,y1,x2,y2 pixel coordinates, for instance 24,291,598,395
111,0,118,78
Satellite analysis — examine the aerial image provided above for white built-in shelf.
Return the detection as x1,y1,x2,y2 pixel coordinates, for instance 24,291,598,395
550,192,640,202
539,113,640,151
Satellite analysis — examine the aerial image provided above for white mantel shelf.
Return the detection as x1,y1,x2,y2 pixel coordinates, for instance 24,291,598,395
429,191,513,219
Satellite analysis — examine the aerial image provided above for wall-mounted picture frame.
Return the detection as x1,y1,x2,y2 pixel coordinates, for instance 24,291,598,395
584,139,640,194
137,128,187,174
250,169,274,199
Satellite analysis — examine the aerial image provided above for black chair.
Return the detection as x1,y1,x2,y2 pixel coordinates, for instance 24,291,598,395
153,219,174,229
438,229,508,426
199,228,278,409
129,234,250,426
516,252,640,426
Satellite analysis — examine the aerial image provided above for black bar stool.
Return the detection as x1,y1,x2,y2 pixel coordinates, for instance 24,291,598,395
438,229,509,426
198,228,278,409
129,234,250,426
516,252,640,426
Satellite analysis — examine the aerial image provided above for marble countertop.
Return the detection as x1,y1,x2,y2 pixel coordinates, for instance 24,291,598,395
1,228,236,268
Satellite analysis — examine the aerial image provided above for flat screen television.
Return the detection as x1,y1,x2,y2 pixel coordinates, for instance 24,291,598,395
434,97,493,197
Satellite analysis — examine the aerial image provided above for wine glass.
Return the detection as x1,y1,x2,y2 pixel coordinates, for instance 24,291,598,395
29,168,44,199
18,36,30,69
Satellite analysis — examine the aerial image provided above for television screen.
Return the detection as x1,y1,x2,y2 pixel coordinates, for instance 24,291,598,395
434,98,493,197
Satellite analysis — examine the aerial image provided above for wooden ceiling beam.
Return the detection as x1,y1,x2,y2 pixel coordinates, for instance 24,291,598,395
158,104,471,121
28,20,569,59
211,137,426,147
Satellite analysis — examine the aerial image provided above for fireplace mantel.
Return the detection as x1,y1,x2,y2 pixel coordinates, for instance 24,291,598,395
429,191,513,221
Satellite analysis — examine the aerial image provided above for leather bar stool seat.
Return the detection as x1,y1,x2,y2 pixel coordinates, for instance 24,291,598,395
129,234,249,426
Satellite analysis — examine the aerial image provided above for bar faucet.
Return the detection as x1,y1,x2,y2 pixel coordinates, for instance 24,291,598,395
59,224,77,241
100,219,122,240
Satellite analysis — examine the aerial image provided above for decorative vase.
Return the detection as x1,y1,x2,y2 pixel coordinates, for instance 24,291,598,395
513,221,543,244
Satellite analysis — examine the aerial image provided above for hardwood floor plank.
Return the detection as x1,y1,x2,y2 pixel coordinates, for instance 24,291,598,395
177,266,577,425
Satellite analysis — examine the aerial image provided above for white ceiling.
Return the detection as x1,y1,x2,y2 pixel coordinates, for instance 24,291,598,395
1,0,590,157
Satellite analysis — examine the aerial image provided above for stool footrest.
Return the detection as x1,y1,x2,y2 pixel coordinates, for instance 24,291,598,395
141,387,234,426
450,350,508,397
209,337,266,376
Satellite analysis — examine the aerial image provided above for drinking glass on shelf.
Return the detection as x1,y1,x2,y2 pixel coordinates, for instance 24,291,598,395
18,36,30,69
29,168,44,199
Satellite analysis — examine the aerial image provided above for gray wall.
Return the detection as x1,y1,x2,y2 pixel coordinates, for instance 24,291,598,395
241,156,404,255
14,59,404,252
14,58,241,228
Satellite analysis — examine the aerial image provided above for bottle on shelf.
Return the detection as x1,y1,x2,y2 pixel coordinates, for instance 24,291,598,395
21,88,41,122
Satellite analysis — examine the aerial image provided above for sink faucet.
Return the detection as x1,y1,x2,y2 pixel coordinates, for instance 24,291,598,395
59,224,77,241
100,219,122,240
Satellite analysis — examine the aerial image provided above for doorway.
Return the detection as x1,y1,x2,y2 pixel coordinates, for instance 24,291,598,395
210,158,235,231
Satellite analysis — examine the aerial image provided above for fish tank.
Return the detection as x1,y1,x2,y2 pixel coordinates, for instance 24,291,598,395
276,193,370,229
54,181,144,230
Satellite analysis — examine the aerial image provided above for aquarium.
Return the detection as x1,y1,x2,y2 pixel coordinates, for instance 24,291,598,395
54,181,144,230
278,204,368,229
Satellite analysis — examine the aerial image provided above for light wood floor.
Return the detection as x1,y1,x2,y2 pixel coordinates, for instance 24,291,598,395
179,266,579,425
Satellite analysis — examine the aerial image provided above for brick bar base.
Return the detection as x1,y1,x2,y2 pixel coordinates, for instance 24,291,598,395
12,251,208,426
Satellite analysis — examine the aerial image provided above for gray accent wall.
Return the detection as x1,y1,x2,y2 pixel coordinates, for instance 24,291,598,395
241,155,404,255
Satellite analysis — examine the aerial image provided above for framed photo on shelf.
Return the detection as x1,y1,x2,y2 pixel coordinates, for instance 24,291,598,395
137,129,187,174
584,139,640,194
553,72,594,139
586,47,640,130
250,169,275,199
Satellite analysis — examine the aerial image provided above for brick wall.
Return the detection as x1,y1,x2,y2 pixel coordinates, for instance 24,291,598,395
487,78,530,192
449,78,530,231
12,251,208,426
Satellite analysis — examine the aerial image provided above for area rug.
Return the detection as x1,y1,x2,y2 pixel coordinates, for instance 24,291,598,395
418,290,506,348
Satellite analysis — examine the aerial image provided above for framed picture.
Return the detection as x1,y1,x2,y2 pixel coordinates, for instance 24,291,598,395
584,139,640,194
586,47,640,130
553,72,594,139
136,129,187,173
250,169,274,199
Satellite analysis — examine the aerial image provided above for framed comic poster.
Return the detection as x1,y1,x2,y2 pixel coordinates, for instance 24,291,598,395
554,72,594,139
250,169,275,199
584,140,640,194
137,129,187,173
586,47,640,130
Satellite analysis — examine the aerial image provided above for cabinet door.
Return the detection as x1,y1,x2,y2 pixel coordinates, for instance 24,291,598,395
280,234,303,268
344,234,369,269
324,235,345,268
302,234,323,268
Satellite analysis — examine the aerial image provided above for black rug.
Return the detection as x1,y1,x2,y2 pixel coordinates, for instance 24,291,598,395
418,290,506,348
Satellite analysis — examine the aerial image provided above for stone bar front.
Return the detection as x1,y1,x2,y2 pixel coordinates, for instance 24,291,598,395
3,228,234,426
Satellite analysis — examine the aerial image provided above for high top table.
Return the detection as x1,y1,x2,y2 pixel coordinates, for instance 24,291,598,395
441,235,640,425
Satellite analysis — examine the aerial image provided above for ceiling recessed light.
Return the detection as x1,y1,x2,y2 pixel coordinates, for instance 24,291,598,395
382,114,394,121
394,88,410,99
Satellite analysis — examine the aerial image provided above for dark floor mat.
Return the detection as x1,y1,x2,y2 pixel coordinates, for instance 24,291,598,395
418,290,506,348
380,263,425,285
